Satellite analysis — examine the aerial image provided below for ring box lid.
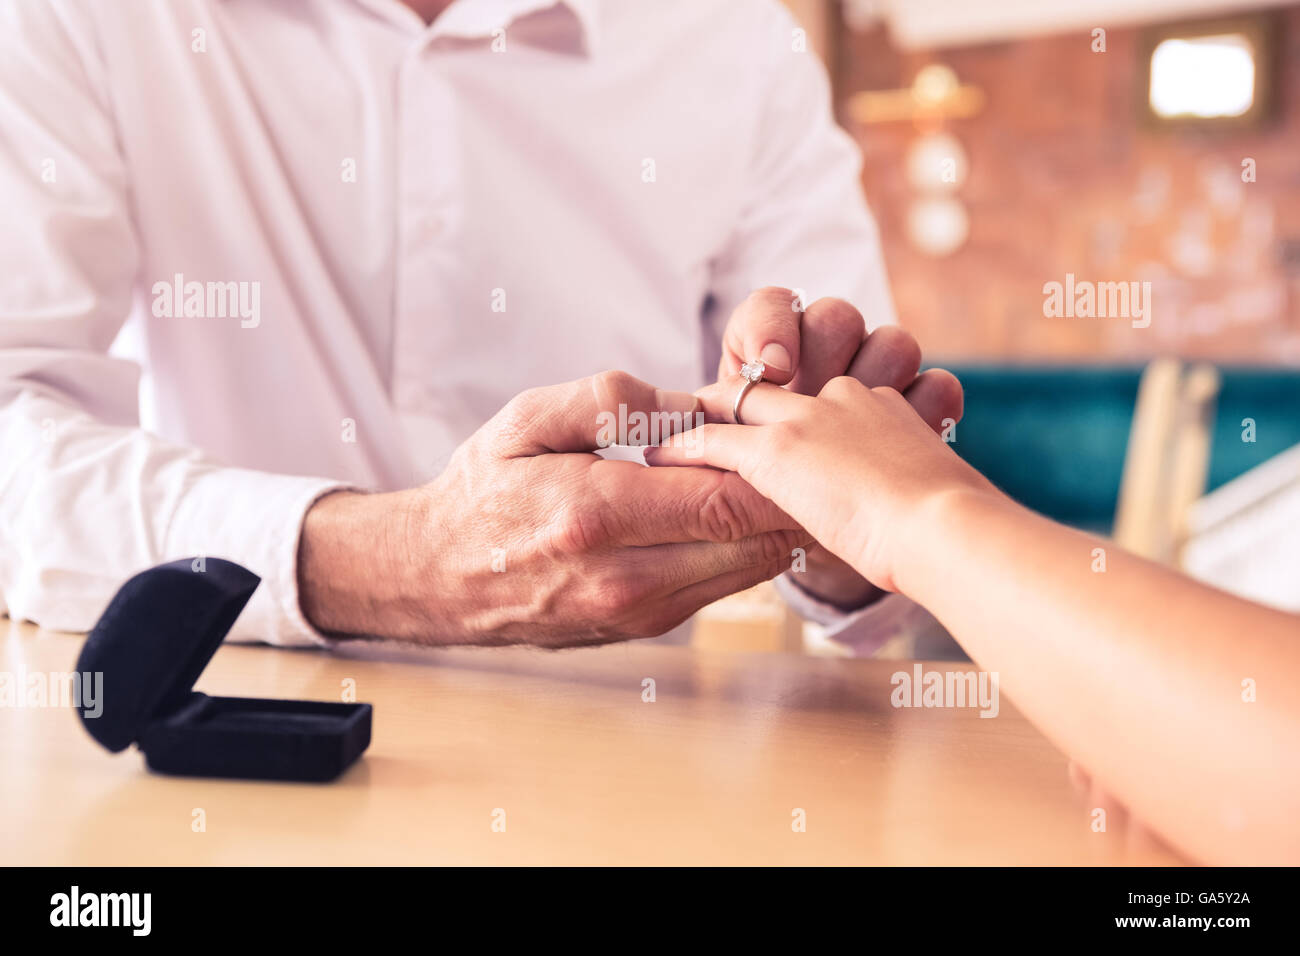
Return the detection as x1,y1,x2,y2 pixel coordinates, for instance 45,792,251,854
75,557,260,753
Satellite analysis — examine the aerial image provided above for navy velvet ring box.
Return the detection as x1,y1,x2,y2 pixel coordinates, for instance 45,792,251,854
76,557,372,782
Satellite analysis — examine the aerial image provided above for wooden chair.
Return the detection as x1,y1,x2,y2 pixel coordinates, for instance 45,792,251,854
1113,359,1221,563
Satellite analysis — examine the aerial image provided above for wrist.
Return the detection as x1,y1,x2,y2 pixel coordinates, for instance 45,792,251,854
297,489,436,640
893,484,1011,603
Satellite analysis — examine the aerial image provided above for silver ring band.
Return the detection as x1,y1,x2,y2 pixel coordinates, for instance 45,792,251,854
733,378,758,424
732,359,766,424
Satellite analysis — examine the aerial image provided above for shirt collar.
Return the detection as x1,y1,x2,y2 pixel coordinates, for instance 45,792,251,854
398,0,598,57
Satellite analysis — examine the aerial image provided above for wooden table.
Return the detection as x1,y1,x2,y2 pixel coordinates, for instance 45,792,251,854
0,618,1181,865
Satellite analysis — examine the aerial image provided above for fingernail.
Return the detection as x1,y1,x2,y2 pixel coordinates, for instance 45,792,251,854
760,343,792,373
643,446,662,465
653,388,700,415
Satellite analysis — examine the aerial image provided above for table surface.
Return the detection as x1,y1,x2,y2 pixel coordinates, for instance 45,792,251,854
0,618,1182,865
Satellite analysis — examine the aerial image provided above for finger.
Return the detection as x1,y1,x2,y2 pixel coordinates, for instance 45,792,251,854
493,369,700,456
902,367,964,433
642,422,764,475
1087,779,1133,839
787,298,866,395
591,457,799,543
1067,761,1092,795
720,287,802,385
844,325,922,392
640,560,795,639
693,377,814,425
639,529,811,593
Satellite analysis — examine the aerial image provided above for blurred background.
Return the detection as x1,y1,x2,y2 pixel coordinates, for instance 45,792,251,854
694,0,1300,654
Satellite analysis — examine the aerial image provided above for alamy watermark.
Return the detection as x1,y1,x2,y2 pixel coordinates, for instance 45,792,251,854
891,663,999,718
0,669,103,718
50,886,150,936
151,273,260,328
595,404,705,454
1043,272,1151,329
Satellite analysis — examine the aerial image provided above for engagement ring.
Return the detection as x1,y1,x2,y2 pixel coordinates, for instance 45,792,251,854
733,359,765,424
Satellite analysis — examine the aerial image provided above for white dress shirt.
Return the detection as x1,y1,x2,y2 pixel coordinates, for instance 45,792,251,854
0,0,923,648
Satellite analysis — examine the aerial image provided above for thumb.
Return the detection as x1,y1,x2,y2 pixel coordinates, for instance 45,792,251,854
720,287,802,386
492,370,701,456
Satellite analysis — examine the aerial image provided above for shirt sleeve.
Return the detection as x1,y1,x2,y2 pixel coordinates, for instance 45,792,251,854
0,1,346,646
773,573,951,657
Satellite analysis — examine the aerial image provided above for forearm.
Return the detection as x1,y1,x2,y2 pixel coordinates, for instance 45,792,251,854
896,488,1300,864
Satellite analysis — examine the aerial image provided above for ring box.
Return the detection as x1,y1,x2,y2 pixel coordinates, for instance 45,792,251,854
76,558,371,782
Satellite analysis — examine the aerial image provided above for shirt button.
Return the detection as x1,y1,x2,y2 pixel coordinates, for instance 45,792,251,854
414,212,443,242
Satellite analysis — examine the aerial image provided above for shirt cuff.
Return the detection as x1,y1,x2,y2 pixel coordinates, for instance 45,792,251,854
773,572,935,657
162,470,354,647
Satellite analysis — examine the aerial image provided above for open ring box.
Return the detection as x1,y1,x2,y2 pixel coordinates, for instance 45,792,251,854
76,557,372,782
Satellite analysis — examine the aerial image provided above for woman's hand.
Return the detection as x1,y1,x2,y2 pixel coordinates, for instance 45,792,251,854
646,373,998,595
655,371,1300,866
713,288,965,610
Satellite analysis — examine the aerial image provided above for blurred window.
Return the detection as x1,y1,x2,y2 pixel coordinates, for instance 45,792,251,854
1149,34,1254,119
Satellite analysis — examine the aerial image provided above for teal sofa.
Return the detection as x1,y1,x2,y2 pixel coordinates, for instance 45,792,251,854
939,365,1300,534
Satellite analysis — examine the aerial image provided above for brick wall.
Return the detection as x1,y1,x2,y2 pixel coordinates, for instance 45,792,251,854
835,7,1300,363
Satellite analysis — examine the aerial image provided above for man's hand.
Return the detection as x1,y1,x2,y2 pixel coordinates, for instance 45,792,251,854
714,287,963,610
297,371,809,647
